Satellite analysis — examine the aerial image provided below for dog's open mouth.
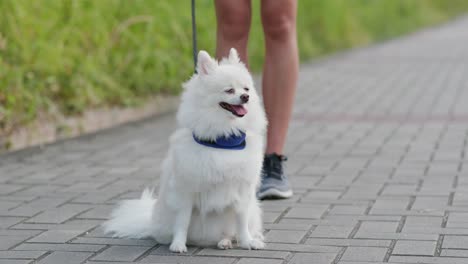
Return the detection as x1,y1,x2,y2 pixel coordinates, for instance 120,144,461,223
219,102,247,117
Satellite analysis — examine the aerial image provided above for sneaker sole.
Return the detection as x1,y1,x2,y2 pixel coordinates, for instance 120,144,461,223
257,188,293,200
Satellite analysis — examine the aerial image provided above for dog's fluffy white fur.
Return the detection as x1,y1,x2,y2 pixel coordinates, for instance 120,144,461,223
103,48,267,252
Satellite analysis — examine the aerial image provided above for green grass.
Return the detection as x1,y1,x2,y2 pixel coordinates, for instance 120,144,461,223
1,0,468,133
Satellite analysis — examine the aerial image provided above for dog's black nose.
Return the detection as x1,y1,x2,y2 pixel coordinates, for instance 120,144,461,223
240,94,249,103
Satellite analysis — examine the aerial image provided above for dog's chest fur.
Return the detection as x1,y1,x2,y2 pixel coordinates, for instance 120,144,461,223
164,128,263,212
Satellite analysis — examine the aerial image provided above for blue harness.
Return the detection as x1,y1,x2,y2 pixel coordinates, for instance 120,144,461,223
193,131,246,150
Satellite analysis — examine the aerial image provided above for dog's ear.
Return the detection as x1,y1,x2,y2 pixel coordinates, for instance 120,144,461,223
197,50,217,75
228,48,240,64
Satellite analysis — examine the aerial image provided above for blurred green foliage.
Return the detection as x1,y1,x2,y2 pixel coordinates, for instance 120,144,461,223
1,0,468,131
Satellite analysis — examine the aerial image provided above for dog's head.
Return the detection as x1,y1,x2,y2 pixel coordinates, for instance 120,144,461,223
177,48,267,140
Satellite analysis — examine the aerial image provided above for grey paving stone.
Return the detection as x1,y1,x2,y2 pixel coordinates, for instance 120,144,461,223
263,212,282,223
0,260,31,264
288,252,337,264
442,235,468,249
341,247,388,262
305,238,392,247
389,256,468,264
264,223,312,231
75,205,113,220
302,191,342,200
401,227,468,235
36,251,93,264
278,218,323,225
258,203,289,213
92,245,151,261
6,197,70,217
381,185,417,196
70,237,158,246
0,236,32,250
237,258,283,264
359,221,399,233
337,260,388,264
354,231,438,241
285,206,328,219
26,204,91,224
309,219,359,227
0,250,47,259
0,217,26,229
329,205,368,215
141,255,236,264
392,240,437,256
369,208,445,217
441,249,468,257
13,185,63,197
265,230,307,243
325,215,401,223
0,195,36,203
0,184,25,195
291,176,321,188
265,243,341,253
446,221,468,228
0,201,21,211
196,248,290,259
13,243,105,252
82,226,114,238
447,212,468,222
310,225,354,238
86,262,135,264
12,219,100,232
412,197,450,210
71,191,125,204
27,230,83,243
404,216,443,227
320,176,355,187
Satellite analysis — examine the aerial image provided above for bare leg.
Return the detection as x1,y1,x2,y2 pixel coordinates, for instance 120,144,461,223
261,0,299,155
215,0,251,64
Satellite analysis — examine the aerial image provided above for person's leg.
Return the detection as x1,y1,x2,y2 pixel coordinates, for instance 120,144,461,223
261,0,298,155
215,0,251,63
257,0,298,200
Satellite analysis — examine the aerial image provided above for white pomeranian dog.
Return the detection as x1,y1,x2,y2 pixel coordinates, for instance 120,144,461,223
103,48,267,252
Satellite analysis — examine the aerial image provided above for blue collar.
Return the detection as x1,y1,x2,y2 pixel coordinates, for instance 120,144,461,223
193,131,246,150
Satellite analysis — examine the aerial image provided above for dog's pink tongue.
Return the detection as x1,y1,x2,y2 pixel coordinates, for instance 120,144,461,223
231,105,248,116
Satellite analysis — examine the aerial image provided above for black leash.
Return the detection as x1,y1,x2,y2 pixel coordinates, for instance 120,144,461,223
191,0,198,73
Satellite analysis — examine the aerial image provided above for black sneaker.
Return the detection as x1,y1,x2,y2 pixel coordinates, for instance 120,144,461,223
257,153,293,200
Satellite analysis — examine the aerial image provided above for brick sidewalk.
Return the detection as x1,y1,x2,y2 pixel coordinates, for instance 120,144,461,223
2,18,468,264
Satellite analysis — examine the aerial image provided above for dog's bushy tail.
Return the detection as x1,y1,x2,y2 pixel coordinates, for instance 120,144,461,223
102,188,156,239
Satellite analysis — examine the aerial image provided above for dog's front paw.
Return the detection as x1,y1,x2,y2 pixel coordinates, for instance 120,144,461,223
169,241,187,253
217,238,233,250
253,231,264,241
239,238,265,250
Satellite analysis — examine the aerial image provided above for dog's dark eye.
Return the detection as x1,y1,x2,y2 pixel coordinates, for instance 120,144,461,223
244,87,249,92
225,88,235,94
